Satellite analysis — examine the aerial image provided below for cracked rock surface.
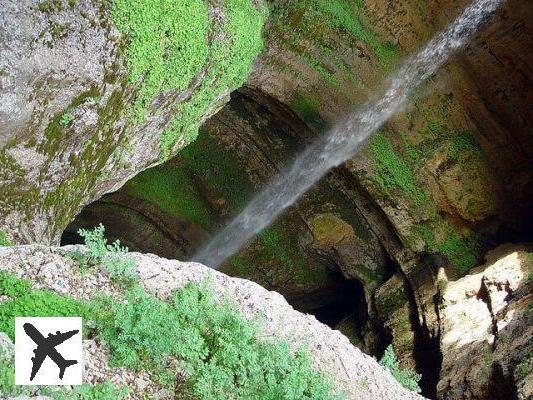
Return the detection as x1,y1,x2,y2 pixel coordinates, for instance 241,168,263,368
437,244,533,400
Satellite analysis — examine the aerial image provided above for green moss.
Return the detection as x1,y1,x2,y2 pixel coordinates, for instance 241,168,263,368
110,0,267,160
291,93,328,131
0,230,12,247
416,223,480,276
180,131,255,209
160,0,268,159
369,131,426,206
270,0,399,78
110,0,210,123
448,131,483,160
125,162,212,229
368,129,481,275
60,112,75,127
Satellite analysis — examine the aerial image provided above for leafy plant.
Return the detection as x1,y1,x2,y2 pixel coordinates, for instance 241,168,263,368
77,224,136,283
0,285,89,340
60,112,75,127
0,230,12,247
0,272,341,399
379,345,421,393
0,271,31,298
0,273,126,399
92,282,340,399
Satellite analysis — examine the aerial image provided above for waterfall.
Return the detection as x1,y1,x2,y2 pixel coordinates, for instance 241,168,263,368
193,0,504,268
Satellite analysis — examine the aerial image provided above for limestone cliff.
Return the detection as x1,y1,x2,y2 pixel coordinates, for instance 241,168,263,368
0,0,267,244
1,0,533,399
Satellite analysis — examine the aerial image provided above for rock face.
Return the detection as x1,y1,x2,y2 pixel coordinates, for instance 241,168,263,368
0,245,425,400
2,0,533,399
0,0,267,244
437,244,533,400
56,2,533,396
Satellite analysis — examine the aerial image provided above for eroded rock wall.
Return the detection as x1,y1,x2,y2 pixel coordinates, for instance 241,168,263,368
0,0,267,244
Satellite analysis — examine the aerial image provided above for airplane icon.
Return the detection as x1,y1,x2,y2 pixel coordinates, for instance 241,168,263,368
23,322,79,381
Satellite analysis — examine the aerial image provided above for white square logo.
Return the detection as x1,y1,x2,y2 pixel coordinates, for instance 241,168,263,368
15,317,83,385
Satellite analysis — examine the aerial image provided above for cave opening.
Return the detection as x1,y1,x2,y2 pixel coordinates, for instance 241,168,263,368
60,87,376,339
311,275,367,329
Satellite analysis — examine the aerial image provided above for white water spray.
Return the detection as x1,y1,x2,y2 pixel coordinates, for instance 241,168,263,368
193,0,503,268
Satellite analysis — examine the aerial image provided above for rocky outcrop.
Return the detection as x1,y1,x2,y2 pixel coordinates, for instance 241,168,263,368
0,245,425,400
0,0,267,244
437,244,533,400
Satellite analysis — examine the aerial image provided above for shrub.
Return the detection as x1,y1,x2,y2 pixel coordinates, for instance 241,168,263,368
0,285,89,340
92,282,340,399
60,112,75,127
77,224,136,283
0,273,126,399
0,271,341,399
0,230,12,246
379,345,421,393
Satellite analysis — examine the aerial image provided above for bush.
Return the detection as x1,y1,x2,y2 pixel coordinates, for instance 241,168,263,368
379,345,421,393
92,283,340,400
0,270,340,399
76,224,136,284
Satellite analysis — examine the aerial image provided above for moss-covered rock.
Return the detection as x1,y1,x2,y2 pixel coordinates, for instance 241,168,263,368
0,0,267,244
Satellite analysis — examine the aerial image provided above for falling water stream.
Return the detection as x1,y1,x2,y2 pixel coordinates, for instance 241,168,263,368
193,0,504,268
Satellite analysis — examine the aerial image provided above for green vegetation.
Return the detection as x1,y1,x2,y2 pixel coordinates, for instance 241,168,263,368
38,0,63,13
270,0,399,88
416,223,479,276
291,93,328,131
95,283,339,399
110,0,209,123
379,345,421,393
1,345,127,399
0,230,12,246
448,131,483,160
161,0,268,158
369,131,426,206
0,271,341,400
0,285,89,340
110,0,267,159
368,128,481,275
0,271,31,298
60,112,75,127
125,161,212,229
516,351,532,380
77,224,136,283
